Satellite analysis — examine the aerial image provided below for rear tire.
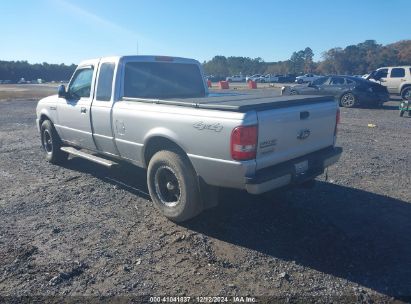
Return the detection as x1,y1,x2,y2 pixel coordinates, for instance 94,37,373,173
400,110,405,117
340,92,357,108
147,150,203,222
290,89,298,95
40,120,68,164
401,87,411,101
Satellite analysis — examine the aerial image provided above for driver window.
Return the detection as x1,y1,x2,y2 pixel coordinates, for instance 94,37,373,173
377,69,388,79
330,77,345,85
312,77,329,85
68,67,94,99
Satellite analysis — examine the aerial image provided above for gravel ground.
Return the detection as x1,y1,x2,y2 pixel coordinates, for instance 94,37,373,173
0,92,410,303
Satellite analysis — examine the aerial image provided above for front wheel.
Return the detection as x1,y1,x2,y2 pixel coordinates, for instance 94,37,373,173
147,150,203,222
40,120,68,164
340,92,357,108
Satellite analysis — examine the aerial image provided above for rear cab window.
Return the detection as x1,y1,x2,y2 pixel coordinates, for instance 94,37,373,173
96,62,115,101
123,62,206,99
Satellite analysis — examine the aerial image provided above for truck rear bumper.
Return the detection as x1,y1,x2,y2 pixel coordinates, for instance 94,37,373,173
245,146,342,194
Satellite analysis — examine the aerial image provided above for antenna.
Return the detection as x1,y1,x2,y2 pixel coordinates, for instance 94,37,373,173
136,41,139,55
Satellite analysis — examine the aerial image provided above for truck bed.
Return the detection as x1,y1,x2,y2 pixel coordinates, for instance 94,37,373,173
122,91,334,112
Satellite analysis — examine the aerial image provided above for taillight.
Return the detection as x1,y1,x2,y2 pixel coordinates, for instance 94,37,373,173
334,108,340,136
231,125,258,160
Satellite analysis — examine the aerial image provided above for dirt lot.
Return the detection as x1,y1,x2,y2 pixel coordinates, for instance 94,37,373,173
0,85,410,303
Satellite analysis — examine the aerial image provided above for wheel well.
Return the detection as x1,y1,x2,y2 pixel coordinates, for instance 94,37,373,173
39,114,50,128
143,137,188,168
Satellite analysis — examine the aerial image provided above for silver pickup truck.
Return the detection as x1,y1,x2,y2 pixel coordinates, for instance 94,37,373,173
36,55,342,222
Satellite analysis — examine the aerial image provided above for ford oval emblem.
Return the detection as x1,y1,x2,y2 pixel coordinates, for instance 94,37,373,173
297,129,311,140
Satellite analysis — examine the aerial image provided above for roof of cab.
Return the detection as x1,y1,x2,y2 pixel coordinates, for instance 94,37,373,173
77,55,199,67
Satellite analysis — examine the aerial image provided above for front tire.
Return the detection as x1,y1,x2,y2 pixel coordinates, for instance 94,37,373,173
40,120,68,164
340,92,357,108
147,150,203,222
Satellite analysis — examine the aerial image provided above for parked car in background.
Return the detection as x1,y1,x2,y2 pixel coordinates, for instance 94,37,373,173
278,74,296,83
226,75,245,82
295,73,321,84
286,75,389,108
258,74,279,83
246,74,262,82
366,66,411,100
205,75,225,82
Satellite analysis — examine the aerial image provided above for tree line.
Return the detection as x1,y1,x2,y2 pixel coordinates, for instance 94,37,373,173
1,39,410,82
203,39,411,77
0,61,76,82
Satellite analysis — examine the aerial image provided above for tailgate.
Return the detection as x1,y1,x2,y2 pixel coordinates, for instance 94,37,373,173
256,99,337,170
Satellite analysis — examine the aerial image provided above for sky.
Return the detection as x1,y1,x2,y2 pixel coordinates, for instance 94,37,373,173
1,0,410,65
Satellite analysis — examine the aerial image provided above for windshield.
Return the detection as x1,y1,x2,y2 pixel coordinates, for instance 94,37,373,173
123,62,206,99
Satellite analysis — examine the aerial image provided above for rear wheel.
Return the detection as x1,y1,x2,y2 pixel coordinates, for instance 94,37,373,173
40,120,68,164
147,150,203,222
401,87,411,101
290,89,298,95
340,92,357,108
400,110,405,117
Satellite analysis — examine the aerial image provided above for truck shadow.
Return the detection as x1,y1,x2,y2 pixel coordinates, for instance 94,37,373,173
186,182,411,300
61,158,411,300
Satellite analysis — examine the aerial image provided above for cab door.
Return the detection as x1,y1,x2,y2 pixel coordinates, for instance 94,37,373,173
57,62,98,150
90,58,120,156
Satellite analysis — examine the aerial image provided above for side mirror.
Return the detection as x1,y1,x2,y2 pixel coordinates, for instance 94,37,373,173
58,84,67,98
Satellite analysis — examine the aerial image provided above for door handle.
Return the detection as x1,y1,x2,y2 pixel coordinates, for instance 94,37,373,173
80,107,87,114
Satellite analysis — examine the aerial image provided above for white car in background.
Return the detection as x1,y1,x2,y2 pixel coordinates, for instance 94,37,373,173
295,73,321,84
260,74,280,83
366,66,411,100
246,74,262,82
225,75,245,82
